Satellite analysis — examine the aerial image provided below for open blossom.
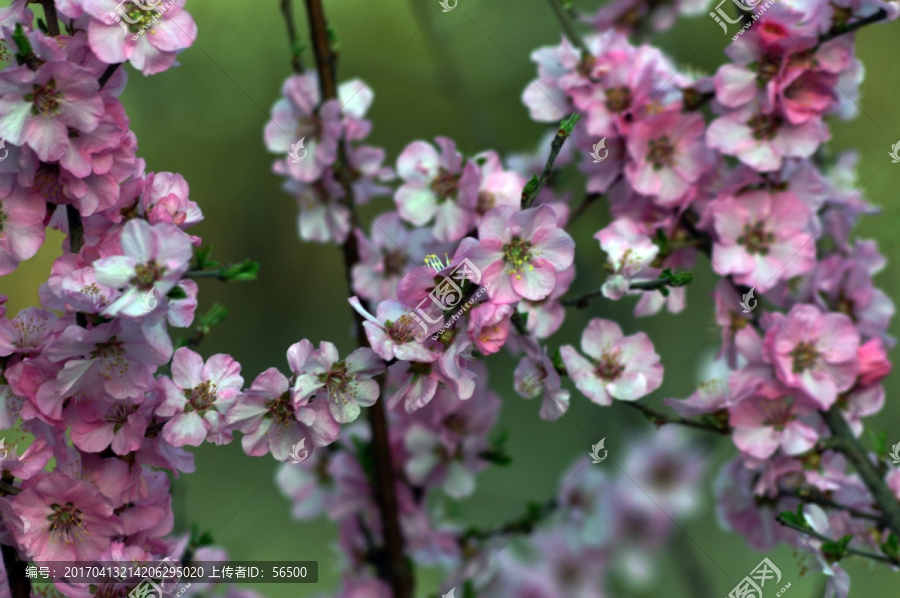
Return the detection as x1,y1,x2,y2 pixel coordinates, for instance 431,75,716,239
226,366,339,461
560,319,663,406
393,137,481,242
762,304,860,409
293,342,385,423
93,219,193,318
729,393,819,461
81,0,198,76
352,212,411,303
3,473,123,561
513,341,570,421
625,109,712,205
710,190,814,292
349,297,438,363
0,184,45,276
468,205,575,304
595,218,659,300
156,347,244,446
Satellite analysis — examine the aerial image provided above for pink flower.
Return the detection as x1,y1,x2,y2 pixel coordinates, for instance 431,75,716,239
0,184,46,276
265,73,342,182
292,342,384,423
711,190,814,292
706,103,828,171
0,307,57,356
226,367,339,460
763,304,860,409
560,319,663,405
4,472,123,561
0,61,104,162
468,205,575,304
284,170,351,243
466,303,512,356
595,218,659,300
82,0,198,76
349,297,439,363
393,137,481,242
625,109,712,205
65,397,151,455
352,212,411,303
513,342,570,421
856,338,891,387
93,219,193,318
729,394,819,461
156,347,244,446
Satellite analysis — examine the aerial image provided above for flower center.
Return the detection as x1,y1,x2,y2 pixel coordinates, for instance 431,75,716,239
647,136,675,169
747,113,782,140
383,250,407,277
605,86,632,113
756,54,782,86
430,169,460,200
47,502,85,544
130,260,164,290
295,114,322,140
736,221,774,254
187,380,218,412
790,341,819,373
595,348,624,380
761,396,794,430
476,191,496,215
502,237,534,279
25,80,62,116
92,338,124,362
34,163,64,204
321,361,355,405
388,314,419,343
267,392,295,427
104,402,137,432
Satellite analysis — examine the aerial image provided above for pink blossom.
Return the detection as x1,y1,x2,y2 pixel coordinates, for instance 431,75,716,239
65,397,150,455
394,137,481,242
349,297,439,363
82,0,198,76
0,308,57,356
711,190,814,292
0,184,46,275
513,342,570,421
265,73,342,182
762,304,860,408
156,347,244,446
466,303,512,356
93,219,193,318
351,212,411,303
468,205,575,304
595,218,658,300
560,318,663,405
729,394,819,461
292,342,384,423
625,109,712,205
4,472,123,561
226,367,339,460
283,170,351,243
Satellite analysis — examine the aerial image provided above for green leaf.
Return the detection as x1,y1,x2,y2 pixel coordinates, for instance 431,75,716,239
661,267,694,287
521,175,540,199
463,580,477,598
199,303,228,330
777,510,807,528
869,430,889,457
221,259,260,282
558,113,581,136
13,24,34,66
166,285,188,300
821,534,853,562
550,347,566,374
192,245,218,270
880,533,899,560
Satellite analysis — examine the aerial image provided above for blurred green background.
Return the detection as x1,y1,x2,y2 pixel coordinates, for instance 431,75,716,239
2,0,900,596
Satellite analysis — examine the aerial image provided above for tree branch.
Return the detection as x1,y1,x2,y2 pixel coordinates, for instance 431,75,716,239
298,2,412,596
545,0,589,55
280,0,305,74
461,499,558,543
561,270,694,308
819,409,900,539
819,9,889,44
775,513,900,566
39,0,60,36
521,114,579,209
621,401,731,435
776,486,886,525
98,64,120,89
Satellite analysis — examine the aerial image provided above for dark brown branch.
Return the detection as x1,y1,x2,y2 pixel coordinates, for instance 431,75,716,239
820,409,900,539
819,9,888,44
280,0,305,74
622,401,731,435
98,64,120,89
40,0,60,36
1,476,27,598
299,2,412,596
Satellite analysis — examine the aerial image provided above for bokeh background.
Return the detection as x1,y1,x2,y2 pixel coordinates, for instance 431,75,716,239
2,0,900,595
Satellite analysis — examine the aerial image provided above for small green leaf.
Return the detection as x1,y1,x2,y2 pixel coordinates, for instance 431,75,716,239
13,24,34,66
521,175,540,199
777,510,807,528
558,113,581,136
199,303,228,330
821,534,853,563
221,259,260,282
166,285,188,300
880,533,899,560
869,430,889,457
551,347,566,374
192,245,219,270
661,267,694,287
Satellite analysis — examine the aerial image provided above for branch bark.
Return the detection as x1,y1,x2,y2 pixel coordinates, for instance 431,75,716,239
280,0,305,74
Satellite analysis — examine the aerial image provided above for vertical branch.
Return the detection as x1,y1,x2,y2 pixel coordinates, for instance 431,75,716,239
545,0,589,55
280,0,305,73
820,409,900,538
299,1,413,595
40,0,60,36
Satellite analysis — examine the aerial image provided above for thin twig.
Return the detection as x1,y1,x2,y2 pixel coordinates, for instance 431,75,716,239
98,63,120,89
40,0,60,36
1,476,26,598
561,273,692,307
521,116,578,209
776,486,885,525
818,9,888,44
622,401,731,435
461,500,558,542
545,0,589,55
776,515,900,565
820,409,900,539
280,0,305,73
